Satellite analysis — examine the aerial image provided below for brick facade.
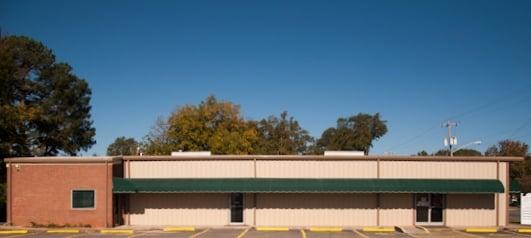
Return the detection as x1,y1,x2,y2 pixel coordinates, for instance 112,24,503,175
7,161,114,228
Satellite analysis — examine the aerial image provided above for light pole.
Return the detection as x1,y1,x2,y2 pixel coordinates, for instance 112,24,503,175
451,140,482,156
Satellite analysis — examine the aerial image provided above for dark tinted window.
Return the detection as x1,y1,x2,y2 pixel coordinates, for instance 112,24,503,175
72,190,95,208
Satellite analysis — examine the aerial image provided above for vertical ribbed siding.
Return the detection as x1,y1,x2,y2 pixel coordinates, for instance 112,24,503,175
129,161,254,178
445,194,496,226
244,193,255,226
379,194,413,226
256,160,378,178
255,193,377,227
498,162,508,226
128,193,229,226
379,161,497,179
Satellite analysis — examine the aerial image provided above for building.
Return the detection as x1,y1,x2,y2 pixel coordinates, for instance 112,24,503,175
4,153,522,228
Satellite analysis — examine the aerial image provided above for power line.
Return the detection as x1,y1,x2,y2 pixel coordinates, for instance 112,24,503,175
384,125,438,152
384,84,531,153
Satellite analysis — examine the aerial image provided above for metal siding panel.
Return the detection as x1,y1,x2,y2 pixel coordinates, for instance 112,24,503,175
445,194,496,226
129,193,228,225
499,162,508,226
379,161,497,179
379,194,413,226
256,160,377,178
244,193,254,226
255,193,377,226
129,161,254,178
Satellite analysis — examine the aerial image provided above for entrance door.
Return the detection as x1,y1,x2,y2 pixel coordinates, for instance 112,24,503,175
416,194,444,226
230,193,244,224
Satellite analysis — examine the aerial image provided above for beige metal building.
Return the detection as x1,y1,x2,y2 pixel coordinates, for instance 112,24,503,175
5,153,522,228
115,154,519,228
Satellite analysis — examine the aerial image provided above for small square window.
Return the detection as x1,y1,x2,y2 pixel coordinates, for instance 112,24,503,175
72,190,95,209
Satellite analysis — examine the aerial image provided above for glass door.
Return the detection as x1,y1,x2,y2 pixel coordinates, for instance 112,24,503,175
230,193,244,224
416,194,444,226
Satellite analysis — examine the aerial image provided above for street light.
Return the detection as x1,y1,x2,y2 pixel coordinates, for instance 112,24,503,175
451,140,482,156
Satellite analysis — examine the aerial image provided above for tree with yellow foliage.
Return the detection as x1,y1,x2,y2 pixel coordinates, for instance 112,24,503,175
144,95,258,155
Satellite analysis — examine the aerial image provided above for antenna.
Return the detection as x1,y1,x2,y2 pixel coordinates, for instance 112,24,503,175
442,120,458,156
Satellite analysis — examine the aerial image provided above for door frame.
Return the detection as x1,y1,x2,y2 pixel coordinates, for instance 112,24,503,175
229,193,245,225
415,194,445,226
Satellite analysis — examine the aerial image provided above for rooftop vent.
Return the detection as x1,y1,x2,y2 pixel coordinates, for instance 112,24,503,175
324,151,365,156
170,151,212,157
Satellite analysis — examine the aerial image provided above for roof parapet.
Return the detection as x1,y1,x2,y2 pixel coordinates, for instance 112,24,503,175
324,151,364,156
170,151,211,157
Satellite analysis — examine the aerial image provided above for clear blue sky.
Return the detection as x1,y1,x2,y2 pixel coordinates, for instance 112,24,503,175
2,0,531,156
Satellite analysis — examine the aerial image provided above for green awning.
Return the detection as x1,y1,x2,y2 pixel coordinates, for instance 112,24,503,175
113,178,504,194
510,179,521,193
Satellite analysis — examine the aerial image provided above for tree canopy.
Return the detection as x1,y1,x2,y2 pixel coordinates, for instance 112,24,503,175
315,113,387,155
0,35,95,157
142,96,389,156
253,111,313,155
433,148,482,156
144,95,258,155
107,137,139,156
485,140,529,180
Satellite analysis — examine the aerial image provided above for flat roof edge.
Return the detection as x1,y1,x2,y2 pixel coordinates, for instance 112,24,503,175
121,155,524,162
3,155,523,162
4,156,122,163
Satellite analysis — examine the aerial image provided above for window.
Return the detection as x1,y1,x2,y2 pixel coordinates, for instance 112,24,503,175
72,190,95,209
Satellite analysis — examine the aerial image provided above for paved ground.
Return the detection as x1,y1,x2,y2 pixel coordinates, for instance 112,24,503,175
244,229,301,238
200,228,244,238
2,227,531,238
305,231,354,238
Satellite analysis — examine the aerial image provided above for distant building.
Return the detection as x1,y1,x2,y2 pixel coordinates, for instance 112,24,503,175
4,153,522,228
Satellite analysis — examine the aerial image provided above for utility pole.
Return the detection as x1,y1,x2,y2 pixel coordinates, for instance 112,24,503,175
442,120,458,156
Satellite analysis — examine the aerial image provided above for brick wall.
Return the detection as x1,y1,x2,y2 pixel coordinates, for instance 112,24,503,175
8,163,112,228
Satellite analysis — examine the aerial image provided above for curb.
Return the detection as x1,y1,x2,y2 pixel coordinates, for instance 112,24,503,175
163,227,196,232
256,227,290,231
100,229,134,234
517,228,531,233
47,229,80,233
464,228,498,233
0,230,28,234
362,227,395,232
309,227,342,232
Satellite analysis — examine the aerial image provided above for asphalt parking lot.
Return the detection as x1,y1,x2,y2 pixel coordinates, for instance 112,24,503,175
1,227,531,238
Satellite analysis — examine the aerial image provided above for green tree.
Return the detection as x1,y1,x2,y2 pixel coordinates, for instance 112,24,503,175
485,140,529,179
433,149,481,156
144,95,258,155
0,35,95,157
107,137,139,156
0,35,95,222
416,150,429,156
454,149,482,156
433,149,450,156
316,113,387,155
253,111,313,155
